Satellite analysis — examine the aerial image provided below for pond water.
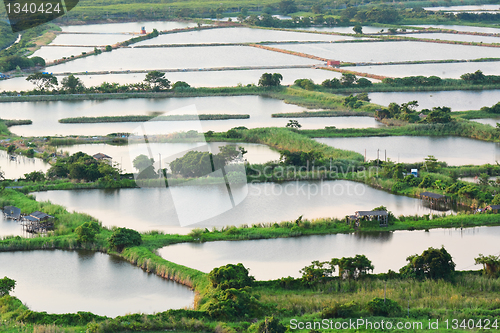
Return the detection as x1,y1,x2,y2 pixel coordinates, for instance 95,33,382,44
423,5,500,11
50,33,134,46
33,180,452,233
60,21,198,33
271,41,500,63
342,61,500,78
59,142,281,172
472,118,500,127
45,46,321,73
296,26,404,34
3,96,382,136
0,68,351,92
134,27,360,46
30,46,95,62
158,226,500,280
404,32,500,44
368,90,500,111
0,250,194,316
316,136,500,165
0,150,50,179
0,212,24,237
459,176,499,184
409,25,500,34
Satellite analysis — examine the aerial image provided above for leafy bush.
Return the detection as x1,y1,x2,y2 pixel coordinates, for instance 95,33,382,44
366,297,402,317
400,246,455,280
108,228,142,252
208,263,254,290
75,221,100,243
321,301,359,318
0,276,15,296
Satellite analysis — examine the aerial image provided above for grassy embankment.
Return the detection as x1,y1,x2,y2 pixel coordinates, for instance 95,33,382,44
300,120,500,142
1,186,500,332
58,114,250,123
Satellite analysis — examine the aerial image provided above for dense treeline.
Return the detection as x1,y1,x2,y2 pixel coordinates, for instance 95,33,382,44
0,24,54,72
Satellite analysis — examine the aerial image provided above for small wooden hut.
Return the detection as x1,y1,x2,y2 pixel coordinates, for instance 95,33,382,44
355,210,389,227
21,211,54,233
3,206,21,220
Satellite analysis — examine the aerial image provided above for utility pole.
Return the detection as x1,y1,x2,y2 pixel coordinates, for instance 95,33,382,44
377,149,379,167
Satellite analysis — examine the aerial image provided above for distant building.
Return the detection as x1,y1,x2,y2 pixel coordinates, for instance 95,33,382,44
326,60,341,67
411,169,418,177
354,210,388,227
93,153,112,164
3,206,21,220
487,205,500,213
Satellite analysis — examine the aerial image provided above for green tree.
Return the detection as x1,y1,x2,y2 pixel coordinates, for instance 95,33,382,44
286,119,302,129
356,77,372,87
353,24,363,34
475,254,500,277
258,73,283,87
105,45,112,52
460,70,485,84
75,221,100,243
0,277,16,296
208,263,254,290
7,145,15,154
300,260,335,284
331,255,374,280
322,78,341,88
108,228,142,252
400,246,455,280
144,71,170,91
341,73,357,86
26,72,58,90
257,317,287,333
133,154,157,179
172,81,190,89
23,170,45,182
278,0,297,14
423,155,439,172
425,106,452,123
62,74,85,94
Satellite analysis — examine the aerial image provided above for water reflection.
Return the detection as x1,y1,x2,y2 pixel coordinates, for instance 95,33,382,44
0,250,194,317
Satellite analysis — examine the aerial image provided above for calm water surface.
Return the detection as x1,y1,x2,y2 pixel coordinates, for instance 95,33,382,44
34,180,453,233
30,46,94,62
410,24,500,34
404,32,500,43
316,136,500,165
0,212,24,237
60,142,281,172
0,68,349,91
60,21,198,33
0,250,194,316
272,41,500,63
0,150,50,179
343,61,500,78
46,46,320,73
135,27,360,45
368,90,500,111
472,118,500,127
3,96,382,136
423,5,500,11
158,226,500,280
50,33,133,46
